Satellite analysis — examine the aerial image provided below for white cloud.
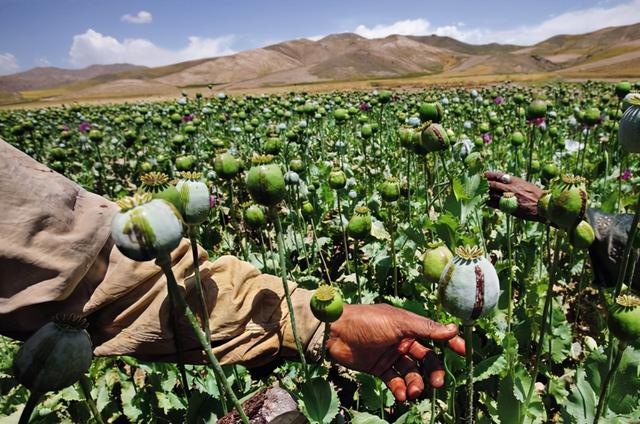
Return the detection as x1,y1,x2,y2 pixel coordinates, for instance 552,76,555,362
355,19,431,38
69,29,235,67
121,10,153,24
0,53,19,76
486,0,640,45
353,0,640,45
36,57,51,67
305,35,325,42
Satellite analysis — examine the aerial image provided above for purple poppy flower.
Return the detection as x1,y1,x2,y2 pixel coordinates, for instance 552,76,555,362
78,122,91,133
621,169,632,181
61,124,69,131
359,102,371,112
493,96,504,105
182,114,193,123
482,133,493,144
209,194,217,209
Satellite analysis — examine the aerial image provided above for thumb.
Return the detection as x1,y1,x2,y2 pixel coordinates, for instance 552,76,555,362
400,310,459,341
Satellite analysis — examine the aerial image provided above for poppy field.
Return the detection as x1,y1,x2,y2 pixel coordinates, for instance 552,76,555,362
1,80,640,423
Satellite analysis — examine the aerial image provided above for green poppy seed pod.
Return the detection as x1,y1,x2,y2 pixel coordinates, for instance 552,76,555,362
541,162,560,184
583,107,601,127
608,293,640,343
510,131,525,146
615,81,632,99
619,99,640,153
172,134,186,146
139,172,183,213
175,155,196,171
334,108,349,122
176,172,211,225
13,314,93,393
422,241,453,284
245,164,286,206
111,193,183,261
289,158,305,173
379,177,400,202
244,204,266,229
499,192,519,214
361,124,373,139
348,206,372,240
420,123,449,153
264,137,282,154
399,127,415,150
50,147,66,160
531,159,540,174
378,90,392,104
537,191,552,221
88,129,103,142
328,169,347,190
464,151,483,173
569,220,595,249
526,99,547,120
301,201,314,219
547,175,588,230
438,246,500,325
213,152,240,180
310,285,344,323
419,102,444,123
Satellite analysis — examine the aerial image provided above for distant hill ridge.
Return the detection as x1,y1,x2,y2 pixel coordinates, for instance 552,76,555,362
1,22,639,103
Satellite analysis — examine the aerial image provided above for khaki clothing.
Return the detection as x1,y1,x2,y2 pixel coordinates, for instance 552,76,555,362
0,140,322,367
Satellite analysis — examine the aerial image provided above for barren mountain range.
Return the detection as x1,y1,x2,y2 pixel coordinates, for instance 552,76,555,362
2,22,639,105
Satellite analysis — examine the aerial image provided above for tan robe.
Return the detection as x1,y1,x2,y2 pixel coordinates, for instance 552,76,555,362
0,140,322,367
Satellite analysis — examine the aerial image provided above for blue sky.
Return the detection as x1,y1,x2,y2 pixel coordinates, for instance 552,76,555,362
1,0,639,75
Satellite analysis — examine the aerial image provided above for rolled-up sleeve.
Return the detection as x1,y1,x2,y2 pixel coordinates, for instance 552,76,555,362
0,139,322,367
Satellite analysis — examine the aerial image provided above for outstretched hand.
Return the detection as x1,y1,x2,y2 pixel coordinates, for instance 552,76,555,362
485,171,546,223
326,304,465,402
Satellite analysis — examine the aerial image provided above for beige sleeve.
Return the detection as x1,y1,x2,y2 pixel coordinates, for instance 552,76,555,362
0,139,322,367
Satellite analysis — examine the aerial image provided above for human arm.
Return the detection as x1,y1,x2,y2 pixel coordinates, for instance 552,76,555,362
0,139,463,401
484,171,640,288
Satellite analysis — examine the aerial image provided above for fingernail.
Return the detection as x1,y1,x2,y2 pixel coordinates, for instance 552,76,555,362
446,323,457,332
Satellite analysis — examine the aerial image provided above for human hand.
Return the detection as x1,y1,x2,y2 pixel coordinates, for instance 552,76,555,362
485,171,546,223
326,304,465,401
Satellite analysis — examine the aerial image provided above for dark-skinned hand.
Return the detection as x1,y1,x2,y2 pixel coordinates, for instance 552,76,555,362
326,304,465,402
485,171,546,223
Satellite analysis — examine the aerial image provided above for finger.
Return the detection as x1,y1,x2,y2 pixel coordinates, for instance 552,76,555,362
381,369,407,402
395,356,424,400
397,338,416,355
403,313,459,341
405,370,424,400
423,350,446,388
484,171,505,181
448,336,466,356
488,180,513,195
406,340,430,362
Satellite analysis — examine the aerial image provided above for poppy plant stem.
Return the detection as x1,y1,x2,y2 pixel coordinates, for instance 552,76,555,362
521,230,562,423
157,254,249,424
187,226,228,414
594,341,626,423
463,325,474,424
270,208,310,379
